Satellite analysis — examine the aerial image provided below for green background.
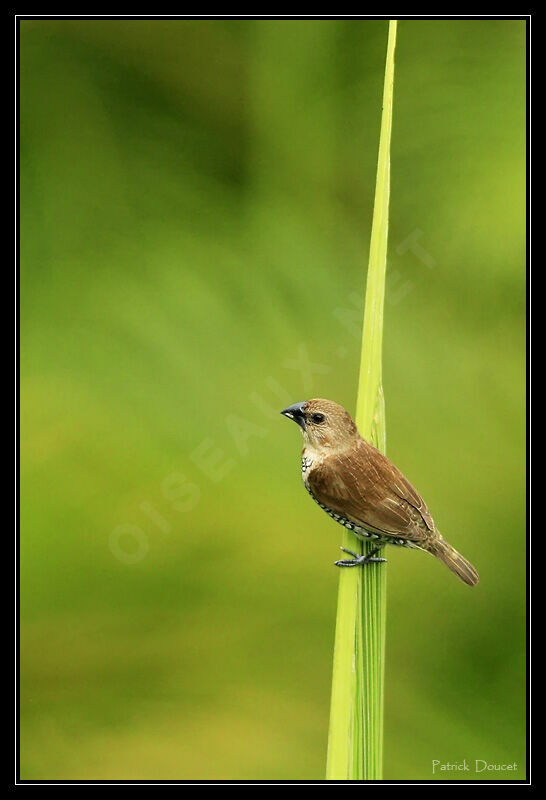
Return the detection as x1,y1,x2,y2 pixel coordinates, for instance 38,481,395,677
20,19,526,781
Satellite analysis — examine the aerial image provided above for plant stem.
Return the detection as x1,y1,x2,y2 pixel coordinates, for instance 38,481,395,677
326,19,397,781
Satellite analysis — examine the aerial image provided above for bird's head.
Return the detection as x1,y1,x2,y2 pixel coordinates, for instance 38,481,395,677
281,398,359,453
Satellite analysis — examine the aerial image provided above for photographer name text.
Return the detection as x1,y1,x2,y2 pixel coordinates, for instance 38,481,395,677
432,760,518,775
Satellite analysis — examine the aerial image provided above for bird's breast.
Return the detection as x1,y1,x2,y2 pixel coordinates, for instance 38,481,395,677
302,458,412,548
301,454,314,477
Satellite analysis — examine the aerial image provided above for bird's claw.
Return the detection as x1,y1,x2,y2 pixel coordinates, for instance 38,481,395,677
334,546,387,567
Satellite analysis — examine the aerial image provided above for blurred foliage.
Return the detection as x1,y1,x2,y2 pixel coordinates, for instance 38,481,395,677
20,19,526,780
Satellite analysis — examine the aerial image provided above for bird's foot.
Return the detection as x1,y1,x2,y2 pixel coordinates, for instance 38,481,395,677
334,546,387,567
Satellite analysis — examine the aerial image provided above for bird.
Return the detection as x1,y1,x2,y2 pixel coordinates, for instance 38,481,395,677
281,398,479,586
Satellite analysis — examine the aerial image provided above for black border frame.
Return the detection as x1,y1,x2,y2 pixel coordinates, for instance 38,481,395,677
14,13,531,787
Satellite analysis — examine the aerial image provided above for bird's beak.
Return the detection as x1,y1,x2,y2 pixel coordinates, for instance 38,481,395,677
281,401,307,430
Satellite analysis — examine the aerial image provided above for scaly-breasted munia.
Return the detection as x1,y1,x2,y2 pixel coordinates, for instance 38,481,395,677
281,398,479,586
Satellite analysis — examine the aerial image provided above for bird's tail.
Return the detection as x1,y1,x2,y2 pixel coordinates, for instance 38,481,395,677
427,536,479,587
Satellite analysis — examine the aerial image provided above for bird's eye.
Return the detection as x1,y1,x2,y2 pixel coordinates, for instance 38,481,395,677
311,413,325,424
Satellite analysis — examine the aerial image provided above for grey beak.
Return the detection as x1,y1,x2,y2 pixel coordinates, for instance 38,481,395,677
281,401,307,430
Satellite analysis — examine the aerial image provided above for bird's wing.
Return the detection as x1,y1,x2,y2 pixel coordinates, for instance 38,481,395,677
307,440,435,542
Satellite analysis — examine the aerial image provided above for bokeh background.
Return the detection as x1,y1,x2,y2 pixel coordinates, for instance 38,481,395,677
20,19,526,781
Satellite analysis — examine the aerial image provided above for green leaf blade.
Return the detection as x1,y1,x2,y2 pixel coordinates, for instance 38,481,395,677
326,19,397,782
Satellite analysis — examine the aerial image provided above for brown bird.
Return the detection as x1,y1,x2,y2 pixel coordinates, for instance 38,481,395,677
281,398,479,586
